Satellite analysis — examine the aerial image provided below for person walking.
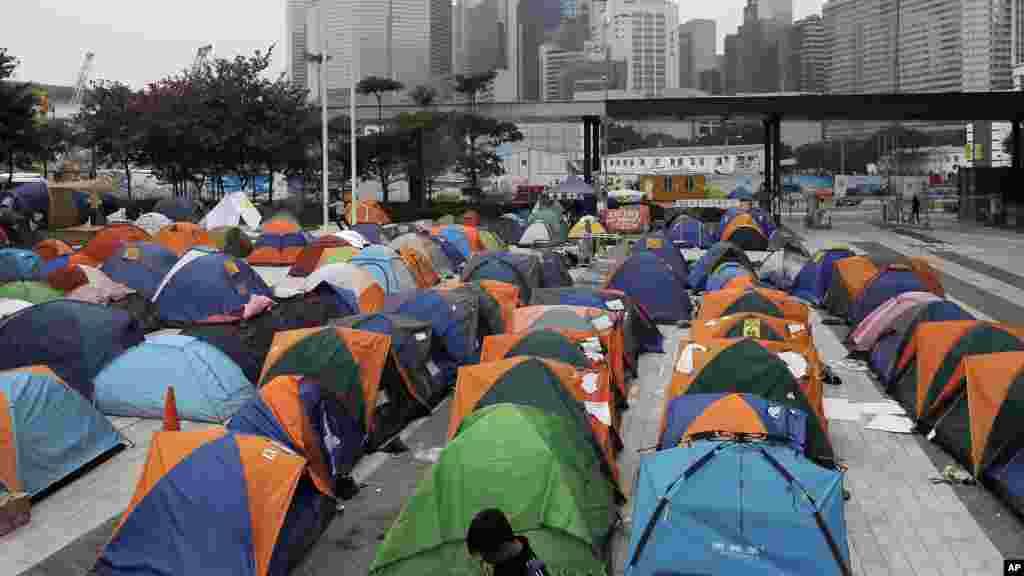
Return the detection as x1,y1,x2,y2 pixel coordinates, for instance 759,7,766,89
467,508,550,576
911,194,921,224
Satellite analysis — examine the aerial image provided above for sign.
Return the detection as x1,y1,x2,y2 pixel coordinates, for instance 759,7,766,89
672,199,741,208
605,205,650,233
742,318,761,338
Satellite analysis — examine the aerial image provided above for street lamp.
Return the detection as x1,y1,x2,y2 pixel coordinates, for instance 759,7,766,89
306,25,331,231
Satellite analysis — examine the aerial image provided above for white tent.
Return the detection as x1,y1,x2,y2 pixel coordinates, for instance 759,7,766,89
518,222,553,246
199,192,262,230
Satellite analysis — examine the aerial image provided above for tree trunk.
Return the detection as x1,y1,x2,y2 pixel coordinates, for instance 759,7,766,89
416,128,426,209
376,96,389,204
268,166,274,204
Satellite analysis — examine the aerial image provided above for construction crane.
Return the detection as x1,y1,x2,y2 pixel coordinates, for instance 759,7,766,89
71,52,95,108
192,45,213,73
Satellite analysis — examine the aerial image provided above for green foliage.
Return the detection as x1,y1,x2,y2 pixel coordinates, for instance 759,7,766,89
451,70,497,107
0,50,40,182
407,85,437,107
452,113,523,190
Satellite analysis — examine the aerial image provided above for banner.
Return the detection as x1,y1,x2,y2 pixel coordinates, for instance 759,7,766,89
784,175,834,198
604,205,650,234
833,175,849,198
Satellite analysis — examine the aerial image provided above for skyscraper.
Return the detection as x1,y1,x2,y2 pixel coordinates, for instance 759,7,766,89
823,0,898,94
678,19,716,89
756,0,794,23
1013,0,1024,88
725,0,790,93
962,0,1012,92
286,0,313,89
608,0,679,97
897,0,961,93
793,14,826,92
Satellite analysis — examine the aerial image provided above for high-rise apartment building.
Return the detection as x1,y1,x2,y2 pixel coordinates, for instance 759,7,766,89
540,43,586,100
678,19,716,89
286,0,313,89
1013,0,1024,88
608,0,679,97
793,14,826,92
725,0,792,93
896,0,961,93
962,0,1012,91
823,0,898,94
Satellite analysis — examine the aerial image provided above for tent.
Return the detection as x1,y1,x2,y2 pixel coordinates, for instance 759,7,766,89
606,251,692,323
788,247,856,304
208,226,255,258
383,289,481,382
32,239,73,262
274,262,384,314
153,222,214,256
335,229,371,249
0,181,49,215
288,236,358,277
152,196,197,221
657,393,809,450
134,212,174,237
697,287,810,324
932,351,1024,478
481,330,590,368
476,228,505,252
718,211,770,251
258,326,389,450
434,225,485,258
430,234,465,270
462,210,481,228
488,214,526,245
889,320,1024,423
390,232,452,277
226,373,352,499
692,313,812,347
94,428,333,576
568,215,607,239
100,241,179,300
825,255,943,321
706,261,754,292
869,300,973,384
350,245,418,295
352,223,384,245
69,223,152,268
688,241,754,292
528,205,568,242
438,282,507,338
369,404,613,576
344,200,391,225
153,249,274,325
0,249,42,284
0,366,121,499
462,251,542,303
64,265,137,305
198,191,262,230
0,300,145,398
531,286,664,358
666,338,832,464
0,298,31,319
248,214,309,266
518,221,555,246
397,246,439,288
667,214,715,249
183,324,264,384
632,231,688,283
43,262,90,293
625,440,849,576
848,291,942,352
723,273,758,291
93,335,256,423
848,265,937,326
0,281,62,304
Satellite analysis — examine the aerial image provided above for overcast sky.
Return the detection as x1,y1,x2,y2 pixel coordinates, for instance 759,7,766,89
7,0,824,88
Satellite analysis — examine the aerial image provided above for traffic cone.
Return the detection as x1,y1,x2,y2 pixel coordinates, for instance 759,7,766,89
163,386,180,431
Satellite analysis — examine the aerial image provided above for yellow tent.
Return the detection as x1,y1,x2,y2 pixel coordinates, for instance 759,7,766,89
568,215,607,239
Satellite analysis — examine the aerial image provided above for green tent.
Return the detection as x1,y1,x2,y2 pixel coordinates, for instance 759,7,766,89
437,214,456,226
529,207,567,243
0,281,62,305
477,229,506,251
685,339,834,465
506,330,590,368
370,404,613,576
454,283,505,336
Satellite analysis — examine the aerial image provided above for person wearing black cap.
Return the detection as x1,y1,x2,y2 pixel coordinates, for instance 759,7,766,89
466,508,550,576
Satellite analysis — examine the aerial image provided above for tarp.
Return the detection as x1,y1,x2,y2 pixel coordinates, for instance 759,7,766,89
350,245,418,295
0,300,145,398
94,429,333,576
199,191,262,230
688,241,754,292
849,292,941,352
93,335,255,423
370,404,613,576
606,252,692,323
625,441,849,576
0,366,122,497
153,249,274,325
101,241,179,300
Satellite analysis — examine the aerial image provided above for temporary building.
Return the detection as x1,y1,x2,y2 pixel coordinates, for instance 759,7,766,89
667,214,714,249
0,249,42,284
183,324,264,384
632,231,689,282
153,249,274,325
688,241,754,292
932,351,1024,478
208,226,254,258
288,236,358,277
100,241,179,299
153,222,214,256
848,291,942,352
658,393,809,450
275,262,384,314
692,312,812,347
198,191,262,230
0,298,31,319
369,404,614,576
530,287,664,357
32,239,73,262
706,261,755,292
0,300,145,398
397,246,439,288
383,289,481,382
718,211,770,251
462,251,542,303
848,265,938,326
247,213,309,266
0,366,121,499
390,232,452,277
787,247,856,304
868,299,973,384
825,255,943,321
69,223,152,268
94,428,334,576
0,281,62,304
889,320,1024,423
93,335,256,423
134,212,174,237
152,196,197,221
350,245,418,295
625,441,850,576
606,251,692,323
697,286,810,324
666,338,832,464
352,223,384,245
568,215,607,239
344,199,391,225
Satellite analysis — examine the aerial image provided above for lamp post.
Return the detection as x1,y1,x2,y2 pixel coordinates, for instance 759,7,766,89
306,18,331,231
350,22,359,227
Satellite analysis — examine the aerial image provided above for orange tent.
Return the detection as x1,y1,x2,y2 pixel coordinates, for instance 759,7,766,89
33,239,73,262
45,265,89,293
153,222,214,256
692,312,812,346
827,255,943,319
440,279,520,333
697,287,810,324
247,217,308,266
345,200,391,225
462,210,481,227
398,246,440,288
722,274,757,291
69,223,152,267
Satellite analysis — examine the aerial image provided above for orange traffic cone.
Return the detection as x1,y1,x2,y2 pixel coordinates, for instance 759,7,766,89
163,386,181,431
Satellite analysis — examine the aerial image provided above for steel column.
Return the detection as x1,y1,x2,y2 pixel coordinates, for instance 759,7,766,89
762,119,773,213
591,121,602,175
583,117,594,184
772,116,782,218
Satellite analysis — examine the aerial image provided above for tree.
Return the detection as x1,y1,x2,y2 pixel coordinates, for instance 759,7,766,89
357,76,405,202
407,85,437,107
451,70,497,109
0,49,17,80
33,119,74,180
453,113,523,193
0,50,41,183
358,130,410,200
77,81,143,197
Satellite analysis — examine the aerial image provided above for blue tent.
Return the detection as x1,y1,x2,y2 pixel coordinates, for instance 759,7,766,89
536,251,574,288
728,186,754,200
383,289,480,382
438,226,473,259
352,223,384,245
632,231,688,284
789,248,856,305
0,368,122,497
849,268,930,326
430,234,465,270
0,248,42,284
0,300,145,398
101,242,179,299
606,252,691,323
350,245,418,295
657,393,808,450
667,215,714,249
152,197,196,221
988,448,1024,518
626,441,850,576
688,241,754,292
93,335,256,423
0,181,49,215
706,261,755,292
462,251,542,303
154,250,272,324
36,254,72,280
555,176,597,214
869,300,973,384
